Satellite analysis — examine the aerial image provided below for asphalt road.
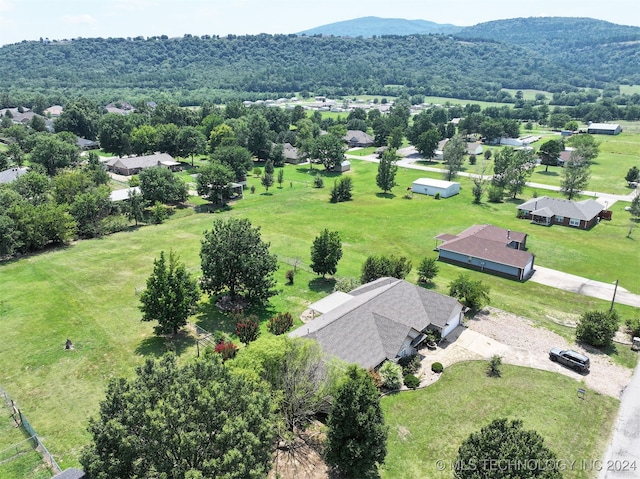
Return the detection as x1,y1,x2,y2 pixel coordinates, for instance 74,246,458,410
599,360,640,478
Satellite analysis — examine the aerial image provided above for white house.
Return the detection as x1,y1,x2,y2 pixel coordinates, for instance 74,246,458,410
412,178,460,198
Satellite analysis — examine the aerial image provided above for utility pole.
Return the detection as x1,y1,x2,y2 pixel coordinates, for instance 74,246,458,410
610,279,619,312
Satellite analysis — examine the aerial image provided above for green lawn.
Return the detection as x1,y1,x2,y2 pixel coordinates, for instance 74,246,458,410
0,403,52,479
381,361,619,479
0,158,638,471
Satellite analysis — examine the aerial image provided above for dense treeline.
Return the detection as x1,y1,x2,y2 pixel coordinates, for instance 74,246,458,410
0,32,611,108
457,17,640,86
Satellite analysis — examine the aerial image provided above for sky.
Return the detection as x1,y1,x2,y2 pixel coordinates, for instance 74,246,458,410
1,0,639,46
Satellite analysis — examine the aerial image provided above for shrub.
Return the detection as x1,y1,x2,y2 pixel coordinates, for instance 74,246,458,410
330,176,353,203
625,317,640,338
487,185,504,203
235,315,260,345
434,192,441,200
151,201,168,224
253,167,262,177
333,277,361,293
214,340,238,361
368,369,382,389
404,374,420,389
285,269,295,285
268,312,294,335
313,176,324,188
379,361,403,390
417,257,439,284
576,310,620,347
431,362,443,374
398,354,421,375
469,154,477,165
487,355,502,377
250,185,256,194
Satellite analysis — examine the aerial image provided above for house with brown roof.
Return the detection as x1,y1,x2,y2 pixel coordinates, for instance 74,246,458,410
435,224,535,281
517,196,605,229
289,277,464,370
105,153,181,176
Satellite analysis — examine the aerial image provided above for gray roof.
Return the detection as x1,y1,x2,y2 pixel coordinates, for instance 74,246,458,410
52,468,87,479
0,167,28,184
109,186,141,202
106,153,179,170
290,278,462,369
517,196,603,221
344,130,374,145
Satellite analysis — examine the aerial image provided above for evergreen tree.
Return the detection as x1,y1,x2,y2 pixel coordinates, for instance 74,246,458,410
310,229,343,278
139,250,200,335
376,148,398,193
261,172,274,192
325,365,388,477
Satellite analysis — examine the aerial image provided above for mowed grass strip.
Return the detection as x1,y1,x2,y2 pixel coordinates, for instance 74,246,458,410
0,158,637,469
380,361,619,479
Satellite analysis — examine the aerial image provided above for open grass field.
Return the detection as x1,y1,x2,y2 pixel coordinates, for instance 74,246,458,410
381,361,620,479
0,157,638,471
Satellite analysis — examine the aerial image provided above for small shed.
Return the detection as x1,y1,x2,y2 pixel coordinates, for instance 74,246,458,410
332,160,351,172
412,178,460,198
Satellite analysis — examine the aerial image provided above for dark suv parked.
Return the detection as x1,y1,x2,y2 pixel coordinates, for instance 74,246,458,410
549,348,590,373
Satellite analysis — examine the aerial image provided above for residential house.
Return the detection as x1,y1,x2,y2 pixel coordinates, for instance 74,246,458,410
466,142,483,156
516,196,605,229
76,137,100,150
344,130,374,148
289,278,464,370
105,153,181,176
44,105,63,117
105,101,135,115
283,143,305,164
109,186,141,202
435,224,535,281
412,178,460,198
0,167,28,184
587,123,621,135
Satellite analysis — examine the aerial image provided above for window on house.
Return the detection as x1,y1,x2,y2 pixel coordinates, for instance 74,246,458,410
569,218,580,227
555,215,564,223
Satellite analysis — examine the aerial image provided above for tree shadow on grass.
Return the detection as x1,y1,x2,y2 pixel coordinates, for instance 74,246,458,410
535,170,560,177
194,203,231,214
194,296,279,335
375,192,396,199
308,277,336,294
135,330,195,357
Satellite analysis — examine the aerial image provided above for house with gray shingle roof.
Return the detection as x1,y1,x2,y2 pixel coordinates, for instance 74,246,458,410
435,224,535,281
289,277,464,370
0,167,28,184
517,196,604,229
343,130,374,148
105,153,181,176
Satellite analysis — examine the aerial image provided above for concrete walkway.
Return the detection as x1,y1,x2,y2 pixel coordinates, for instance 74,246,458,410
599,358,640,479
530,266,640,308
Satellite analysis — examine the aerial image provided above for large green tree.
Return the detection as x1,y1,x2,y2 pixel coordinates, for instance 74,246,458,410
561,152,591,200
80,354,275,479
455,418,561,479
360,254,412,283
200,217,278,303
325,364,388,478
448,274,490,311
376,148,398,193
566,133,600,163
538,138,563,172
310,133,346,171
492,148,536,199
138,167,188,204
443,134,466,181
210,145,253,181
29,134,81,176
310,229,343,278
196,161,235,204
139,250,200,335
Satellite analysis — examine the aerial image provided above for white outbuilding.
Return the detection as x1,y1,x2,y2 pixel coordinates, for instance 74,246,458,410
411,178,460,198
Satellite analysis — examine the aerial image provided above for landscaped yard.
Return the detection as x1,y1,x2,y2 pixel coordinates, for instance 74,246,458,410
0,157,637,471
381,361,620,479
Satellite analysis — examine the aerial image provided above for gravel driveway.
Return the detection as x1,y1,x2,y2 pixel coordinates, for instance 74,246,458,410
463,307,633,398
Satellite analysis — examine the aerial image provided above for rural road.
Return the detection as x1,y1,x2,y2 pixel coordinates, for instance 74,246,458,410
599,360,640,479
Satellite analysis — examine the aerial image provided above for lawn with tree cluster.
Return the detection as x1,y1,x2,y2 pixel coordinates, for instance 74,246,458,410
0,157,637,471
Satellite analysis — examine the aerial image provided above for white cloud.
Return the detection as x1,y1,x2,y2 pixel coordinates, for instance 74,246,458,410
62,14,97,25
0,0,14,12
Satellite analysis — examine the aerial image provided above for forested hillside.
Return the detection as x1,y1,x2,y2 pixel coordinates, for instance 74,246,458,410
457,17,640,85
0,33,599,107
1,16,639,108
298,16,462,37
